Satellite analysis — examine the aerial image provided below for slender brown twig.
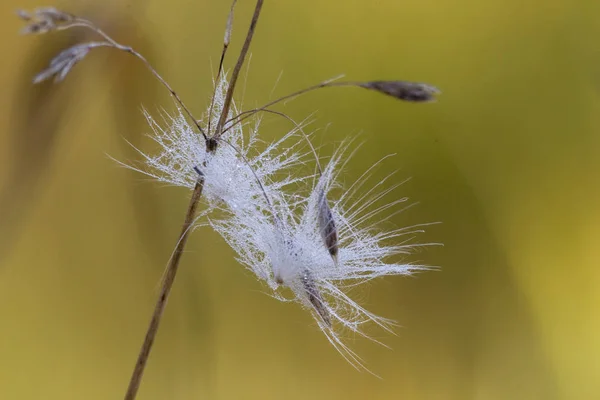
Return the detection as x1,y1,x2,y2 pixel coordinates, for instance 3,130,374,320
124,177,205,400
214,0,264,139
207,0,238,135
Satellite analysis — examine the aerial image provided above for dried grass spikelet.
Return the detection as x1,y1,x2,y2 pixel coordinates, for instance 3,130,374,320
360,81,440,102
17,7,73,34
33,42,104,83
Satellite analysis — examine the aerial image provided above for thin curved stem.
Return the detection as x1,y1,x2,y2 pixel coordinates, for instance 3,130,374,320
58,18,208,139
224,75,347,129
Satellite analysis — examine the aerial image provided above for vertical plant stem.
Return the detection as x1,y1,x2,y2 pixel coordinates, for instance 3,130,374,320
124,178,205,400
214,0,264,137
123,2,265,399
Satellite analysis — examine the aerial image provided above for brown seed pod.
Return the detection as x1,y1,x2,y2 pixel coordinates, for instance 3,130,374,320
302,270,331,327
317,186,339,265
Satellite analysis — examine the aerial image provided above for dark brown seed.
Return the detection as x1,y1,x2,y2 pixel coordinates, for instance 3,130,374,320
361,80,440,102
317,187,339,265
302,270,331,327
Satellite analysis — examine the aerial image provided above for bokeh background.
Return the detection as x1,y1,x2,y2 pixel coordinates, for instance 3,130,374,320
1,0,600,399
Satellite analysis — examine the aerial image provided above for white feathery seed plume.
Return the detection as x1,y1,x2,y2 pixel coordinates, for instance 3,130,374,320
120,74,308,215
212,144,435,371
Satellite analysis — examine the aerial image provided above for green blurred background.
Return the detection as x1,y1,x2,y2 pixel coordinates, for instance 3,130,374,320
2,0,600,398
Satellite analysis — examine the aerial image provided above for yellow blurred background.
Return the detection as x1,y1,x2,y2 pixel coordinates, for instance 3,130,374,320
1,0,600,399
